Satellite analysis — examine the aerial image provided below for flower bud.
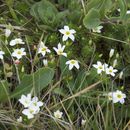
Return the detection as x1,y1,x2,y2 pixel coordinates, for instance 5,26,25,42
109,49,114,58
116,53,119,58
14,60,20,65
119,71,123,79
43,59,48,67
113,59,117,67
5,28,11,37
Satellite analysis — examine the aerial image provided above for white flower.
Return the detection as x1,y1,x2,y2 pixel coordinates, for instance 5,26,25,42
38,42,51,56
110,90,126,104
22,107,39,119
17,116,22,123
43,59,48,67
106,66,118,77
59,26,76,41
53,43,67,57
0,51,5,60
19,94,32,108
93,61,108,74
119,71,123,79
10,38,25,46
66,59,80,70
5,28,11,37
54,110,63,119
109,49,114,58
30,96,43,108
81,119,86,126
92,26,103,33
12,48,26,59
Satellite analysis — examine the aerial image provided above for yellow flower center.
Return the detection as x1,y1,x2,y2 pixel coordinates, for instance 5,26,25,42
98,66,103,69
33,102,37,106
56,114,60,118
30,109,34,113
71,60,75,64
109,69,113,73
66,31,70,35
25,100,28,104
42,47,47,51
17,51,22,55
117,94,122,98
58,50,63,55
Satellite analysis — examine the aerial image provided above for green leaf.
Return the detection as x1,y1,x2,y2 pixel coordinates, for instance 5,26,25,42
53,87,66,96
0,80,9,102
73,70,88,91
118,0,127,20
86,0,102,11
5,0,14,7
56,10,69,23
30,2,40,21
30,0,58,27
83,8,101,29
11,67,54,98
99,0,113,17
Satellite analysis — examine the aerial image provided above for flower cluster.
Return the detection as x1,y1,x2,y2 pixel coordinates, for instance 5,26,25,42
37,25,79,70
19,93,43,119
10,38,26,61
107,90,126,104
1,25,80,70
93,61,118,77
0,28,26,63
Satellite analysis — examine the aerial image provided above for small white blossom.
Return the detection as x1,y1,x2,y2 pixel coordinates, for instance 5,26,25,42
53,43,67,57
0,51,5,60
92,26,103,33
66,59,80,70
38,42,51,57
19,94,32,108
81,119,86,126
54,110,63,119
5,28,11,37
43,59,48,67
11,48,26,59
106,66,118,77
93,61,108,74
30,96,43,108
17,116,22,123
108,90,126,104
109,49,114,58
59,26,76,41
22,107,39,119
10,38,25,46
